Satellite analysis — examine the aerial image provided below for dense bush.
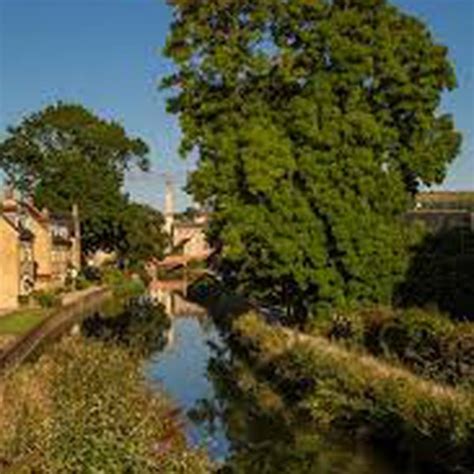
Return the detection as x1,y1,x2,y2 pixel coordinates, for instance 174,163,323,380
102,267,146,299
396,226,474,321
81,264,103,282
232,312,474,472
0,337,210,473
32,289,62,309
309,307,474,388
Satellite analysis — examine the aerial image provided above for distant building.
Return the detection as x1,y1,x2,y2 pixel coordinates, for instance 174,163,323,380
0,188,81,311
409,191,474,233
415,191,474,211
172,215,211,257
163,180,212,258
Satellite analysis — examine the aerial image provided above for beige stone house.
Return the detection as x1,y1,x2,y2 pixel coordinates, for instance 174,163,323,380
0,212,35,310
172,216,212,258
0,190,81,311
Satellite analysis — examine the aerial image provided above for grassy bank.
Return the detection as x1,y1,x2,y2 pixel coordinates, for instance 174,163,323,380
0,336,210,473
231,312,474,472
308,306,474,389
0,308,48,336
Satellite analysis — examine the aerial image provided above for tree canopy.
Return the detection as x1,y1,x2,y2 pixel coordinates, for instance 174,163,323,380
117,202,168,267
0,103,154,255
164,0,461,319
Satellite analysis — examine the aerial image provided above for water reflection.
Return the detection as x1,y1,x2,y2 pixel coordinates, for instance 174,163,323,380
147,316,231,461
145,281,422,473
82,297,170,357
149,279,207,318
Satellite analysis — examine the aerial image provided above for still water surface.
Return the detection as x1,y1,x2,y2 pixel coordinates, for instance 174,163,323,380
145,285,423,473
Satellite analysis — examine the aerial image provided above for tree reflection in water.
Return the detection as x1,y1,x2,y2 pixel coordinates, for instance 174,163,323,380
189,342,405,474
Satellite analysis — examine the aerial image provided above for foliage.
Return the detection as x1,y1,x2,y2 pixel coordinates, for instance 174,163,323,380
32,289,62,309
164,0,461,320
195,345,403,474
83,298,170,357
309,306,474,388
0,102,149,254
81,264,103,282
102,267,146,299
118,202,168,267
0,337,211,473
396,226,474,321
231,312,474,472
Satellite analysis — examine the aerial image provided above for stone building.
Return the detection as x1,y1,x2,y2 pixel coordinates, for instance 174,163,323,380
409,191,474,234
0,212,35,310
163,180,211,258
172,216,211,257
0,189,81,311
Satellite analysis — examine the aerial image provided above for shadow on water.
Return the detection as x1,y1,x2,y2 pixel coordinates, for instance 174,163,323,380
144,280,438,474
82,296,170,357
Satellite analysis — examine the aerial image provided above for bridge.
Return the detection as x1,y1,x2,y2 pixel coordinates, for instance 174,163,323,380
152,251,213,269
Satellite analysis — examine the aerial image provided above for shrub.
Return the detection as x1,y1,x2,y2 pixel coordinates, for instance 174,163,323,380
309,306,474,388
102,267,146,299
17,294,30,306
0,337,210,473
81,264,102,282
231,311,474,472
32,290,61,309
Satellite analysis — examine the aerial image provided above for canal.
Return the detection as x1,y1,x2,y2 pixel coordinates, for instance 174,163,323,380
144,282,424,474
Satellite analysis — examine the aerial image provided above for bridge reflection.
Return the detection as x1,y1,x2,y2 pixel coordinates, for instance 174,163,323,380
149,279,207,318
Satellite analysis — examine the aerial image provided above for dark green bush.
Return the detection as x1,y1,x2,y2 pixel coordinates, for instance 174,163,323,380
102,267,146,299
310,307,474,388
32,290,61,309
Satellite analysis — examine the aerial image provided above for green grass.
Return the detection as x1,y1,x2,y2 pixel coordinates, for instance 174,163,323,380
0,309,48,335
232,312,474,472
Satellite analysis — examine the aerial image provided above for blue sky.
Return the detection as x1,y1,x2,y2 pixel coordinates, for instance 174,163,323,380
0,0,473,212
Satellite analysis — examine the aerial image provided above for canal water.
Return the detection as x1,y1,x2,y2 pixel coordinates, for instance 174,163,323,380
145,283,424,474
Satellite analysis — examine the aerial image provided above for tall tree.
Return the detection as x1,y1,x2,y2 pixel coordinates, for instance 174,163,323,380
117,202,168,267
0,103,150,253
164,0,461,320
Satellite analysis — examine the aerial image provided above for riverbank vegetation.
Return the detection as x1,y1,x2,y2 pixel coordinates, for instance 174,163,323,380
102,267,147,299
308,306,474,389
230,312,474,472
0,337,210,473
199,338,417,474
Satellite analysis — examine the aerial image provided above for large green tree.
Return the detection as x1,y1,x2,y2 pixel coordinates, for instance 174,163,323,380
0,103,150,253
117,202,168,267
164,0,461,320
